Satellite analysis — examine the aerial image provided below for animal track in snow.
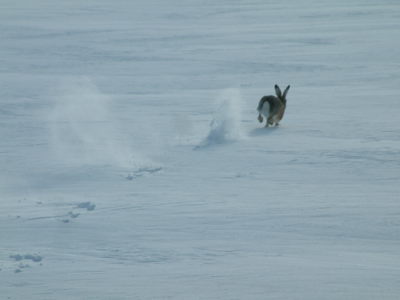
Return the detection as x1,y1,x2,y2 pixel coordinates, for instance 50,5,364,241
60,211,80,223
10,254,43,273
68,211,80,218
61,201,96,223
60,202,96,223
10,254,43,262
76,201,96,211
126,167,162,180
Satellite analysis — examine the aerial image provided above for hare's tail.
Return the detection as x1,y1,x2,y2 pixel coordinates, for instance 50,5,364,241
257,100,264,112
258,101,270,117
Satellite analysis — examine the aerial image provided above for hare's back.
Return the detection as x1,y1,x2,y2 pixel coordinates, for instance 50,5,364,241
257,95,280,113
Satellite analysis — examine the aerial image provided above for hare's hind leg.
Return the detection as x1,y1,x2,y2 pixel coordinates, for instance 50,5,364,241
267,116,274,127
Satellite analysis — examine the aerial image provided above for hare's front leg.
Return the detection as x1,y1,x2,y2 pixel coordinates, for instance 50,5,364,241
257,114,263,123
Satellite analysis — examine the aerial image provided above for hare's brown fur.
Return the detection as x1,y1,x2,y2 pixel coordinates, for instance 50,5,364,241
257,85,290,127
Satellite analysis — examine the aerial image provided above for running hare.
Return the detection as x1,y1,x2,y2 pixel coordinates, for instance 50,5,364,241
257,84,290,127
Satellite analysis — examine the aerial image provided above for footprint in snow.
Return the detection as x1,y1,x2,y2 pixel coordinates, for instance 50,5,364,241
10,254,43,274
76,201,96,211
10,254,43,262
126,167,162,180
60,202,95,223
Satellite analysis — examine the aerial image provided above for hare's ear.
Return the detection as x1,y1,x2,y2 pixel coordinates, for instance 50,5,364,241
274,84,282,98
283,85,290,99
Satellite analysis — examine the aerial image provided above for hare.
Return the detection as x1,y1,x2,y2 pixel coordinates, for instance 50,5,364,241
257,84,290,127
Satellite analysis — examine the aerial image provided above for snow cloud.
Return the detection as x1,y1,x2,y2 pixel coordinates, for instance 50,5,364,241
199,88,244,148
48,77,146,169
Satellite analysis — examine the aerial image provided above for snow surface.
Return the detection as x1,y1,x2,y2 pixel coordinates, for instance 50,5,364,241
1,0,400,299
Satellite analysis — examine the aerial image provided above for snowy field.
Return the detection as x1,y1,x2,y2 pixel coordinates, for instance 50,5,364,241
1,0,400,299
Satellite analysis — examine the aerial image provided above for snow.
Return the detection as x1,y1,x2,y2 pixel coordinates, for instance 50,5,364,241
199,88,244,147
1,0,400,299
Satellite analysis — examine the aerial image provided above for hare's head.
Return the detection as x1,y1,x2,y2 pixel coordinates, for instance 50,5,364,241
274,84,290,105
